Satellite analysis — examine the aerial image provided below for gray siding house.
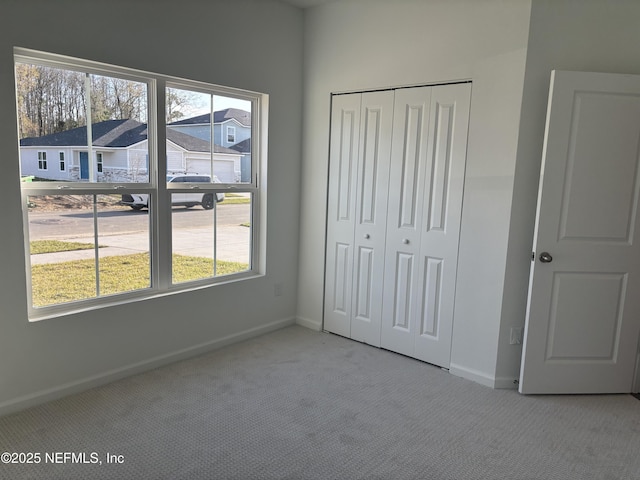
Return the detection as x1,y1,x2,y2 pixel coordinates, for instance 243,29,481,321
169,108,252,182
20,119,242,183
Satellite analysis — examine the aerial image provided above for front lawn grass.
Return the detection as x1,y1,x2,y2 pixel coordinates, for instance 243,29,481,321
30,240,97,255
219,193,250,205
31,253,249,307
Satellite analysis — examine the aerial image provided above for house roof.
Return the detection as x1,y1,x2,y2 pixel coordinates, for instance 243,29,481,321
20,119,147,148
230,138,251,153
166,129,239,154
168,108,251,127
20,119,239,154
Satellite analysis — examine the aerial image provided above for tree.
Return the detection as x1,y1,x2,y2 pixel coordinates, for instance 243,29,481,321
166,88,187,123
16,62,201,139
15,62,148,139
15,63,40,138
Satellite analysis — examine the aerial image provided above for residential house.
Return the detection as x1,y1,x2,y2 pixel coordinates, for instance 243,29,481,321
19,119,241,183
168,108,251,181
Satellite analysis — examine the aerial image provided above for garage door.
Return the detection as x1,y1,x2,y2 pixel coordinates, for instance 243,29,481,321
213,160,235,183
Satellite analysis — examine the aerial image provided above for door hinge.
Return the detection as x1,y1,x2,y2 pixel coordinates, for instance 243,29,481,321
531,251,535,261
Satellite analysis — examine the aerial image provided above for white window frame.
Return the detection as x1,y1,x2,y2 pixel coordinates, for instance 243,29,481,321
96,151,103,173
15,47,266,321
37,151,47,170
59,151,65,171
227,125,236,143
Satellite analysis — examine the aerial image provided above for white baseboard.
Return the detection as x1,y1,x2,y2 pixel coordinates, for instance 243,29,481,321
0,317,295,417
296,316,322,331
449,363,496,388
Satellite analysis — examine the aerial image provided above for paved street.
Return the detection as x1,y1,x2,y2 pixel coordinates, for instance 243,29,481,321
28,203,250,239
28,203,251,265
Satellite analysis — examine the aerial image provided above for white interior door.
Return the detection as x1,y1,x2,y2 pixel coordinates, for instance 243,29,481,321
379,84,471,368
380,87,432,358
325,91,394,344
520,70,640,394
350,91,394,346
324,94,361,338
413,83,471,367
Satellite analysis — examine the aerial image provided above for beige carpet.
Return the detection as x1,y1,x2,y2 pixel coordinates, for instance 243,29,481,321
0,325,639,479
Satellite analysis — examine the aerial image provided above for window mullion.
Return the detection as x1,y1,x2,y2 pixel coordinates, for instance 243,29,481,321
92,195,100,297
85,73,95,183
213,204,217,277
214,94,223,179
153,78,171,290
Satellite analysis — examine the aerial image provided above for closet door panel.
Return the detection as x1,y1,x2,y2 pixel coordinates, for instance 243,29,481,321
351,91,395,346
414,83,471,368
381,87,432,356
324,94,361,338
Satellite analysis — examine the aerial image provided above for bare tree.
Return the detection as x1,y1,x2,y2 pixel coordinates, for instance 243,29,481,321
16,62,149,139
16,62,201,139
166,88,188,123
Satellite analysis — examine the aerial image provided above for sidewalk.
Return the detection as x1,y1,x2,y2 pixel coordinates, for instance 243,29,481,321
30,225,251,265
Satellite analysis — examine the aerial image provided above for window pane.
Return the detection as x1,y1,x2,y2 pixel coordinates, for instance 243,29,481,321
27,194,151,308
166,87,251,184
28,195,97,307
170,191,251,284
166,88,211,179
96,194,150,296
216,193,251,276
17,64,87,183
171,194,215,284
214,95,251,184
16,62,149,184
90,74,148,183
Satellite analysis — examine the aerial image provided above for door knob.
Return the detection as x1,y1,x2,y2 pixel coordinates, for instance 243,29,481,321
402,239,409,245
539,252,553,263
364,234,370,239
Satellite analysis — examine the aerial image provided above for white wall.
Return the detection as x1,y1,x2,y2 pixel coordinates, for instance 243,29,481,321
0,0,303,413
297,0,531,386
19,148,65,180
498,0,640,384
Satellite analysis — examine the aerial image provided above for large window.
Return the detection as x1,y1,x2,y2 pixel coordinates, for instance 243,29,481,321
15,48,264,319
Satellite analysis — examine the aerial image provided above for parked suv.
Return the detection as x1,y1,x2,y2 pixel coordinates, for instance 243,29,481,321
121,174,225,210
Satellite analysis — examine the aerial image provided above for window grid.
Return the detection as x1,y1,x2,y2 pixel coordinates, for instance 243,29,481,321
37,151,47,170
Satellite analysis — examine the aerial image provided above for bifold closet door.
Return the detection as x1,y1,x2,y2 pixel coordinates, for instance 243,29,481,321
325,83,471,369
380,83,471,368
324,91,394,345
380,86,433,357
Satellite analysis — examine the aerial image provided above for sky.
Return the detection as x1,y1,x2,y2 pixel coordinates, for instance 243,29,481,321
172,88,252,120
